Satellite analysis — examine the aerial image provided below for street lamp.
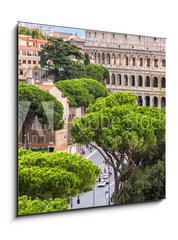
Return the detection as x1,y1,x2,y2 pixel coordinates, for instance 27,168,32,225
93,186,95,207
108,163,111,205
23,133,27,150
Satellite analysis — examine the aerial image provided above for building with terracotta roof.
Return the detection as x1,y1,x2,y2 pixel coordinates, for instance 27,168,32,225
18,35,48,81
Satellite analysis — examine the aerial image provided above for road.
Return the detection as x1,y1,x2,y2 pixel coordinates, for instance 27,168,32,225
70,147,115,210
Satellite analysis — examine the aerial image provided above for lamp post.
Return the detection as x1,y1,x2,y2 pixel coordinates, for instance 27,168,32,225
93,186,95,207
108,162,111,205
23,133,27,150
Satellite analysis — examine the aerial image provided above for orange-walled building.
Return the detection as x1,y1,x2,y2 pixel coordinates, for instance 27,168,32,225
18,35,48,81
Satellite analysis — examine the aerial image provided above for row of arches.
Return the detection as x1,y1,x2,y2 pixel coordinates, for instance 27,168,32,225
108,74,166,88
138,96,166,108
88,51,166,68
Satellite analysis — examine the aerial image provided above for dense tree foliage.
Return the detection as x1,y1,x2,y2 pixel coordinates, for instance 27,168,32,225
19,149,100,198
18,83,64,131
39,37,83,81
84,53,90,65
18,196,68,215
71,92,165,204
85,64,109,84
18,149,100,215
55,78,110,107
119,160,165,204
61,61,87,79
18,27,47,39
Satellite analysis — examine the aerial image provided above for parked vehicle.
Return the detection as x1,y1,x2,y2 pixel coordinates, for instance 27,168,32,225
97,179,106,187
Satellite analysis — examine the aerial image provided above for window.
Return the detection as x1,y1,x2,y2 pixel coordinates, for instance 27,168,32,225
32,135,37,143
132,57,135,66
23,60,26,64
111,74,116,85
130,75,135,86
33,60,36,65
145,76,150,87
20,69,23,75
139,58,143,66
27,51,32,56
33,42,36,47
145,96,150,106
153,76,158,87
39,136,45,143
33,51,37,56
147,58,150,67
28,60,31,64
27,42,29,46
153,96,158,107
154,59,158,67
126,56,128,66
117,74,122,85
161,77,166,88
22,51,26,56
124,75,128,86
138,75,143,87
162,59,166,67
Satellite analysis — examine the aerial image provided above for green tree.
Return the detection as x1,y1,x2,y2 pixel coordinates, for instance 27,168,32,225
18,196,68,215
55,78,110,108
18,149,100,215
19,149,100,199
84,53,90,65
119,160,165,204
85,63,109,84
39,37,83,81
61,61,87,79
18,83,64,146
19,82,64,130
71,92,165,204
18,27,47,39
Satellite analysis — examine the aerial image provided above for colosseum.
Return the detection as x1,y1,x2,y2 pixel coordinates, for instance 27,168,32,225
84,30,166,108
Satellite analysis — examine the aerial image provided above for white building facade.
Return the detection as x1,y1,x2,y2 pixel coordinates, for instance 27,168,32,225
84,30,166,108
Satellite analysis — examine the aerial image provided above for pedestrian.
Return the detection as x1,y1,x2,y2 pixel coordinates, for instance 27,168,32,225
90,145,92,153
99,175,101,182
104,168,106,174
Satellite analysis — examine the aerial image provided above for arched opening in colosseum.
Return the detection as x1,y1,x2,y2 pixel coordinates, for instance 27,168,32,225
139,57,143,66
124,75,128,86
161,77,166,88
138,75,143,87
145,96,150,106
106,53,110,64
98,53,101,64
153,96,158,107
153,76,158,87
112,54,116,65
130,75,135,86
162,59,166,67
138,96,143,106
132,57,136,66
106,76,110,85
161,97,166,108
146,58,150,67
117,54,121,65
111,74,116,85
117,74,122,85
145,76,150,87
125,56,129,66
102,53,105,64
